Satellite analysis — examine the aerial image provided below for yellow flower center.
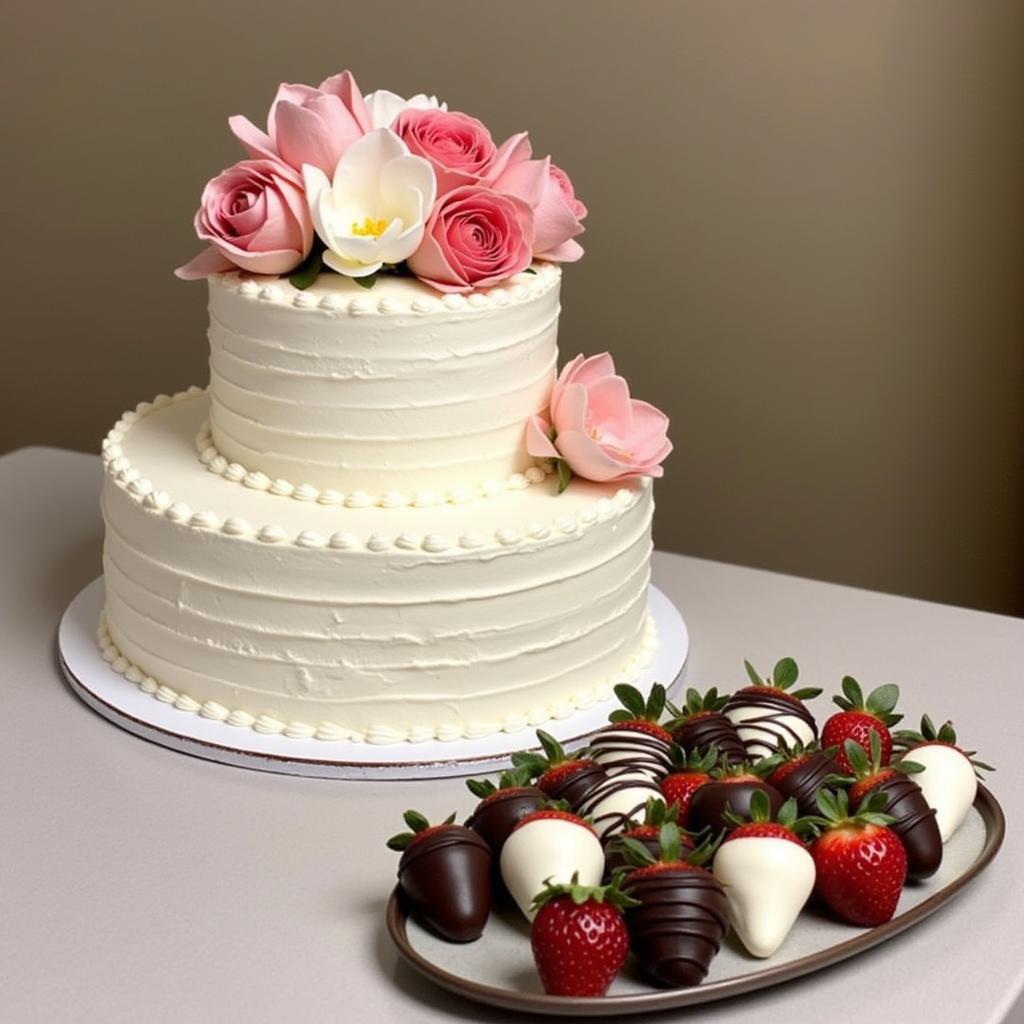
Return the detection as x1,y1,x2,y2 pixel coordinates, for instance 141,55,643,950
350,217,389,238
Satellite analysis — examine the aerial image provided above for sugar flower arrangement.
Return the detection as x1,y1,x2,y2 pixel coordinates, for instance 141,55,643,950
176,70,586,292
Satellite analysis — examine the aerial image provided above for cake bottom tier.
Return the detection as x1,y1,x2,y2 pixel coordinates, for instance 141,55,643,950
99,390,657,744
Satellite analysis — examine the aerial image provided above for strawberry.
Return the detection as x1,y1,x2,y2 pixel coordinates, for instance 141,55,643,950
892,715,994,842
386,810,492,942
529,872,636,996
604,797,696,877
808,788,906,926
687,761,783,835
575,770,664,841
512,729,608,807
714,792,817,957
835,732,941,879
759,739,841,817
820,676,902,772
619,824,728,987
589,682,674,779
465,766,545,857
724,657,822,761
659,744,717,825
665,686,746,765
500,804,605,920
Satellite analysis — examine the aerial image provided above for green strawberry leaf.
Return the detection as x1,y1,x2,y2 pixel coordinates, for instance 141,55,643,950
773,658,799,688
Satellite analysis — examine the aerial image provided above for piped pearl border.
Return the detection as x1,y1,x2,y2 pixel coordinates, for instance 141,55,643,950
101,389,646,553
97,611,658,745
216,263,560,315
192,419,552,510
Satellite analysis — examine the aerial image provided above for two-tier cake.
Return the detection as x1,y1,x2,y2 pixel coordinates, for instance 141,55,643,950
97,71,672,745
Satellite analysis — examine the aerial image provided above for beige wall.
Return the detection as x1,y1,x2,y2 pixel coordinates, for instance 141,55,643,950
4,1,1022,615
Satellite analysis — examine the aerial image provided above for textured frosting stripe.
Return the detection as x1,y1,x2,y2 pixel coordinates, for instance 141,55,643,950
206,264,561,493
97,611,658,744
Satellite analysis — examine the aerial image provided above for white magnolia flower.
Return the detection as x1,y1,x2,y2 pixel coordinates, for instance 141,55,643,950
364,89,447,130
303,129,436,278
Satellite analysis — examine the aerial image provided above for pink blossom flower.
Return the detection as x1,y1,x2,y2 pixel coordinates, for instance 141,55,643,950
394,108,526,195
228,70,372,175
407,185,533,293
175,158,312,279
527,354,672,486
490,147,587,262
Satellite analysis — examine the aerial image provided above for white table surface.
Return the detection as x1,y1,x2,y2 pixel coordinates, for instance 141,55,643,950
3,445,1022,1024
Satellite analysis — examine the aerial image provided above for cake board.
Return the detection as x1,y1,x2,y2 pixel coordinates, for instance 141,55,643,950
58,577,689,780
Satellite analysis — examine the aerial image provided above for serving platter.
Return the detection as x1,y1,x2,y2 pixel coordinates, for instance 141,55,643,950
386,786,1004,1016
59,577,688,780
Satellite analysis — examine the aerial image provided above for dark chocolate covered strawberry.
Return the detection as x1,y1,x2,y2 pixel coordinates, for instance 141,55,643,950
588,682,674,780
660,745,717,826
512,730,608,808
835,732,941,880
666,687,746,765
604,797,696,878
620,824,728,988
724,658,822,760
760,739,841,817
465,766,544,857
687,762,784,835
387,810,492,942
821,676,902,773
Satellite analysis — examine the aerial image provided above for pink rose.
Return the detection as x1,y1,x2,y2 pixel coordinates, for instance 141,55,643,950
228,70,372,175
491,154,587,262
394,108,525,195
527,354,672,486
175,158,313,279
407,185,533,293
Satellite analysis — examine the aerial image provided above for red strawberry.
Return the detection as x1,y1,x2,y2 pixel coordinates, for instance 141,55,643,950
809,788,907,926
659,745,717,825
530,872,635,996
619,824,728,987
724,658,822,761
387,810,492,942
589,683,675,780
500,805,605,920
512,730,608,807
665,687,747,765
714,793,817,957
821,676,902,772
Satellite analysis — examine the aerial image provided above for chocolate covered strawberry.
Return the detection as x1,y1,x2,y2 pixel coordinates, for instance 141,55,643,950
687,762,784,835
724,658,822,760
499,805,605,920
387,810,492,942
666,687,746,765
808,789,906,926
893,715,994,842
588,682,674,780
465,766,545,857
760,739,841,817
620,824,728,988
530,872,636,996
660,745,717,826
512,730,608,807
838,732,941,880
575,770,664,841
604,797,695,877
821,676,902,772
713,793,816,957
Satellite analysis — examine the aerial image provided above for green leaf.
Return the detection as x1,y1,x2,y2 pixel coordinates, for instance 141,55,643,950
403,809,429,833
288,244,324,290
614,683,646,718
866,683,900,717
353,272,378,290
743,660,764,687
647,683,667,721
466,778,495,799
791,687,824,701
659,822,682,863
748,789,770,821
898,760,925,774
523,267,538,275
608,710,633,724
773,658,799,688
556,458,573,494
385,832,413,851
841,675,863,708
536,729,563,764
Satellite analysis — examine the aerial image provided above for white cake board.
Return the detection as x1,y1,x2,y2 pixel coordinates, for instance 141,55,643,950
58,577,689,780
